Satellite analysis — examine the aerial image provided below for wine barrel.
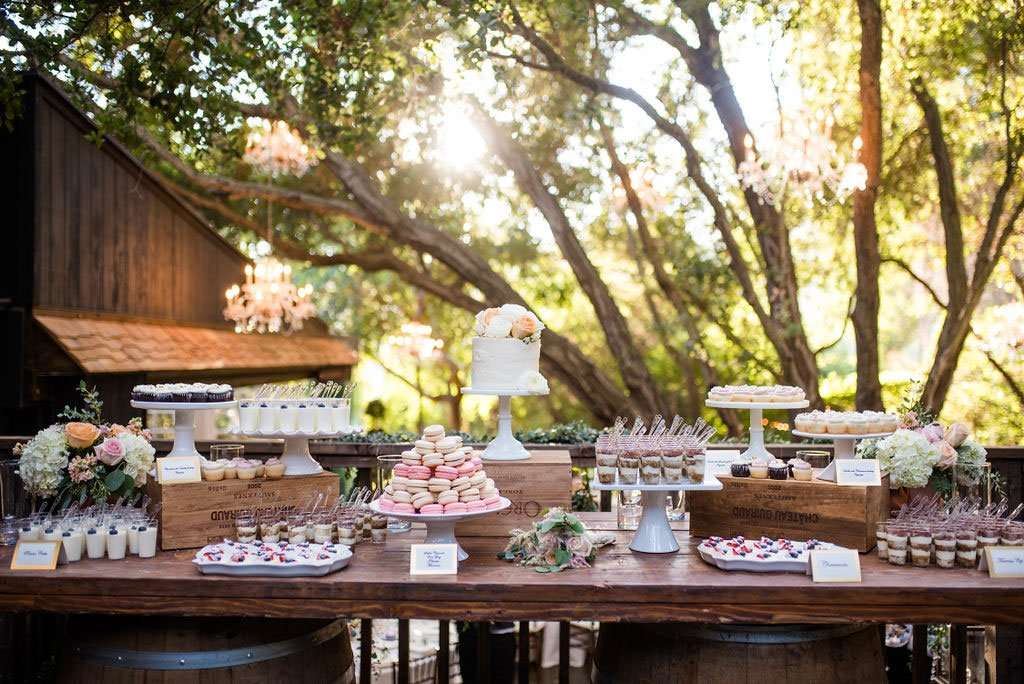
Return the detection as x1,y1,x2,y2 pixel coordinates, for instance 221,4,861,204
58,616,354,684
594,623,885,684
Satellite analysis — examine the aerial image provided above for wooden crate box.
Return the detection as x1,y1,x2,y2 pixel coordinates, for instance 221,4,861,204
458,450,572,536
147,472,340,550
688,473,889,552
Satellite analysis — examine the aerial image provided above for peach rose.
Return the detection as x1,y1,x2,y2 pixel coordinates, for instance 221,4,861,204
510,314,538,339
108,424,128,437
65,422,101,449
936,441,958,470
944,422,970,448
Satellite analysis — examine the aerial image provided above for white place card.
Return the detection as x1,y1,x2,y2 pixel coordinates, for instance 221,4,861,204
157,456,203,484
809,549,862,583
10,540,63,571
707,450,741,476
835,459,881,487
980,546,1024,578
410,543,459,575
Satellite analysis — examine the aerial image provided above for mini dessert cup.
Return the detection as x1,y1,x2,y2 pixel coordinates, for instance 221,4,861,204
618,464,639,485
662,466,684,484
687,453,706,484
595,450,618,468
909,526,932,551
336,513,358,546
910,547,930,568
312,514,335,544
886,525,909,554
640,454,662,484
977,523,1003,551
287,514,308,544
887,545,908,566
956,529,978,568
1001,523,1024,546
933,531,956,569
235,513,257,543
259,516,280,543
596,466,616,484
749,459,769,479
370,515,388,544
660,448,683,471
875,522,889,560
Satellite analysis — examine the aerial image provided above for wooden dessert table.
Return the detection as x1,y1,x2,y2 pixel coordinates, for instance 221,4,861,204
0,514,1021,682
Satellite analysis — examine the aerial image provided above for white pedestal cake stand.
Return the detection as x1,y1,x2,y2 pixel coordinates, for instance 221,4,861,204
592,476,723,554
706,400,809,462
791,429,894,482
239,427,363,476
461,388,548,461
131,401,236,459
368,497,511,561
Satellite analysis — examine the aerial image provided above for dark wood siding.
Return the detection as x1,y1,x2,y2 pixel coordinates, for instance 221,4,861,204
31,77,244,328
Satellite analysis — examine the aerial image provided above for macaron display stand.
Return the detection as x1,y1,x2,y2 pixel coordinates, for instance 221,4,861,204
461,388,548,461
591,476,723,554
131,400,235,458
369,497,511,561
791,429,894,481
705,399,809,462
238,426,363,476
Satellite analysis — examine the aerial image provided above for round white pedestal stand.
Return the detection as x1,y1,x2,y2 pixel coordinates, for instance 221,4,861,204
461,388,547,461
131,401,236,459
239,427,363,476
791,430,894,481
368,497,511,561
591,477,723,554
706,400,809,462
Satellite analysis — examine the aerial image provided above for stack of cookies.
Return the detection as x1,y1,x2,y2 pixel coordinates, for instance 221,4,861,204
378,425,503,515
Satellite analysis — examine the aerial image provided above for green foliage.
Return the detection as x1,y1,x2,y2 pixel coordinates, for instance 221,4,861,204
57,382,104,424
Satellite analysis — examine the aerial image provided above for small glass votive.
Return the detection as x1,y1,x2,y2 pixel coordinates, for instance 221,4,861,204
211,443,244,462
795,450,830,470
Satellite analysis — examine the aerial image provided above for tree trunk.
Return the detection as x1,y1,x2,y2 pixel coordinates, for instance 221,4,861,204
851,0,884,410
472,110,668,416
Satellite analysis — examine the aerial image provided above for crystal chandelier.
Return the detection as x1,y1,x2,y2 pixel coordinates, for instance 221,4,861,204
737,106,867,206
224,120,317,334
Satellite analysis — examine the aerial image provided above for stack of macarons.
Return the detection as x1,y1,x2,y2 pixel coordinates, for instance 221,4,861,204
378,425,503,515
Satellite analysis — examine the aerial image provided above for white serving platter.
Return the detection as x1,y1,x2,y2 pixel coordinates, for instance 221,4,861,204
697,541,839,573
193,542,353,577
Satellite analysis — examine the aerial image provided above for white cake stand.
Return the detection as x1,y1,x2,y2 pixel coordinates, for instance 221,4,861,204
592,476,723,553
461,388,548,461
238,426,363,476
368,497,511,560
706,399,809,462
131,400,236,458
791,429,894,481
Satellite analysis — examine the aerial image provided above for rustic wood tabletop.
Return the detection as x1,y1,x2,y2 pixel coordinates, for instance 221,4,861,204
0,513,1020,625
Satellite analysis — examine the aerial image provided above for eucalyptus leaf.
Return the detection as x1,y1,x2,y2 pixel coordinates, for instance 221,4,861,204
104,468,125,492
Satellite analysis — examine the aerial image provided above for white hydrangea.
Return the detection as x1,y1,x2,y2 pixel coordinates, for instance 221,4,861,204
499,304,529,319
953,438,988,486
871,429,940,489
520,371,549,393
17,425,68,497
118,432,156,485
484,316,514,338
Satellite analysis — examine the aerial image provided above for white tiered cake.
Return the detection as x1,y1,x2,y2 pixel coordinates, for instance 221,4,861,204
469,304,548,393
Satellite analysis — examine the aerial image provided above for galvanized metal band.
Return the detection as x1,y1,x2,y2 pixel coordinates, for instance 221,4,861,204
71,618,348,671
675,623,870,644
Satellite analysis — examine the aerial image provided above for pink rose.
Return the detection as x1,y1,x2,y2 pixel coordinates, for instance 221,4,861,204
944,422,970,448
936,441,958,470
94,437,125,466
919,423,944,444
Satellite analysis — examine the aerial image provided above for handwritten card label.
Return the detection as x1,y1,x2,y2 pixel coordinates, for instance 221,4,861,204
410,543,459,575
981,546,1024,578
835,459,881,487
11,540,62,571
707,450,741,476
157,456,202,484
809,549,862,583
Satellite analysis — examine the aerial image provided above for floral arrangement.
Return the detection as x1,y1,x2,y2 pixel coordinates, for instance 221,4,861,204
498,507,613,572
856,387,990,495
14,383,155,507
474,304,544,344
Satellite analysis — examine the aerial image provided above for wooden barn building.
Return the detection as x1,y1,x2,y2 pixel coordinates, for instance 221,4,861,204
0,73,357,431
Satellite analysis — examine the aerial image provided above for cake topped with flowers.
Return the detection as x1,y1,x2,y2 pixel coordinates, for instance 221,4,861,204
470,304,548,393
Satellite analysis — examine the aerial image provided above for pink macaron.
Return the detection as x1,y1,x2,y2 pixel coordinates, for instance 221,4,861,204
378,498,395,511
482,496,502,509
393,463,410,477
443,502,468,514
457,462,477,475
407,465,432,480
465,500,486,512
419,503,444,514
471,456,482,465
434,465,459,480
393,502,415,513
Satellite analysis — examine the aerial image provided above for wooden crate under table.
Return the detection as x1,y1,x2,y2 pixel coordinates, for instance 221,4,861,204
458,450,572,536
688,471,889,552
147,472,340,550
